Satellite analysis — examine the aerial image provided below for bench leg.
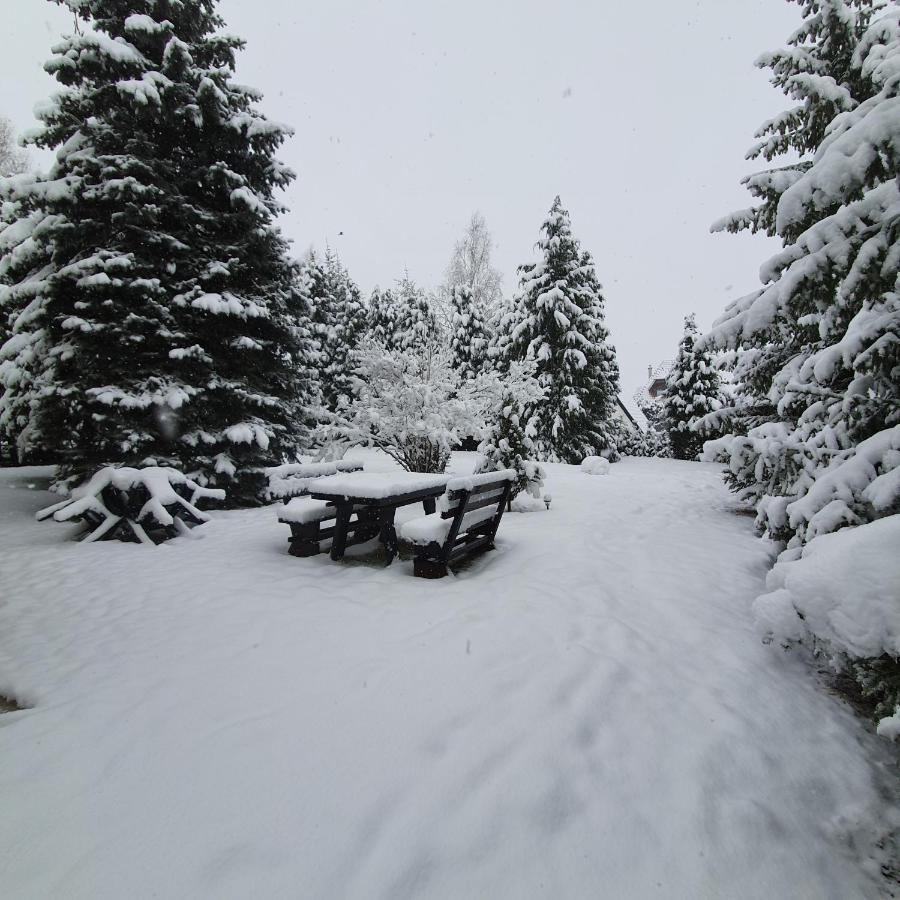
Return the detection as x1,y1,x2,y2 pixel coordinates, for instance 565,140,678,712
379,507,399,565
288,521,322,557
414,556,448,578
330,502,353,561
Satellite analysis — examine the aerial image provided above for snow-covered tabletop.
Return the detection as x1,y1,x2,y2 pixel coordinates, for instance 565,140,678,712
306,471,452,502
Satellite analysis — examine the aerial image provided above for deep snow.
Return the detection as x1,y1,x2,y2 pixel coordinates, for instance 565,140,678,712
0,454,897,899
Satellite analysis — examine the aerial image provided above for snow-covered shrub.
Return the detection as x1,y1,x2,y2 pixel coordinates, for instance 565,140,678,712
613,420,672,459
581,455,610,476
319,339,488,473
753,516,900,736
477,360,547,498
36,466,225,544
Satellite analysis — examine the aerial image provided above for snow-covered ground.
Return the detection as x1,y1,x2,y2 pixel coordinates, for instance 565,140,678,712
1,454,897,899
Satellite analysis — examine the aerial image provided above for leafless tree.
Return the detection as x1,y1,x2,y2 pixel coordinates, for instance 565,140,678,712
0,117,29,177
438,211,503,320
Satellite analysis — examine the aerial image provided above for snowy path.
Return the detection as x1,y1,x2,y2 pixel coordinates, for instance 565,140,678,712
0,457,896,899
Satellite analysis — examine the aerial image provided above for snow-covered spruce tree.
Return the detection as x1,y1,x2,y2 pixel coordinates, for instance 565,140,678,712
0,1,316,504
449,284,490,379
393,272,436,352
500,197,621,463
704,0,887,476
477,360,546,498
303,248,366,413
662,314,722,460
701,2,900,734
367,286,399,348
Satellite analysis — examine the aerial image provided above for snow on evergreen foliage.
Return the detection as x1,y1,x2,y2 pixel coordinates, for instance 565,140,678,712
477,360,546,498
449,284,489,378
499,197,621,464
662,314,723,460
393,273,436,352
303,248,366,413
366,287,399,348
701,0,900,734
0,0,316,505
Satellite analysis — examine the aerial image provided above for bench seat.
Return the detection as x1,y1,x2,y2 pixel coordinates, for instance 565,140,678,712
278,497,337,525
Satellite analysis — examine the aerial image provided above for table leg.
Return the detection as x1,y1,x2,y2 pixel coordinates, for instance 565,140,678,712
330,501,353,561
379,507,398,565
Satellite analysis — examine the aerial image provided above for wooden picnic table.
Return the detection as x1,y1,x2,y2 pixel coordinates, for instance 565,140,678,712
306,471,452,563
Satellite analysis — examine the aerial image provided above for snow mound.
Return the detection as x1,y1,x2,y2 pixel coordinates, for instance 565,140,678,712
754,515,900,661
581,455,610,475
510,492,546,513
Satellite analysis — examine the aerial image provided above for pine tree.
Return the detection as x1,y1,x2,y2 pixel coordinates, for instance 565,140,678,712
702,1,900,733
662,314,722,460
449,284,489,379
500,196,621,463
0,0,316,504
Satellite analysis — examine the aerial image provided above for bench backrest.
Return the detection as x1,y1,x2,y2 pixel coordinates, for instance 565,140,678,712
435,472,515,562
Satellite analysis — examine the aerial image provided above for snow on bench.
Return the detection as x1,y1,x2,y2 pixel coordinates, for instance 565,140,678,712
401,469,516,578
303,471,451,501
265,459,363,501
277,497,338,525
401,505,499,545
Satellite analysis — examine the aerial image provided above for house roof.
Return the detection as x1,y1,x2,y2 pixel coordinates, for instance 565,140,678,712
615,395,648,432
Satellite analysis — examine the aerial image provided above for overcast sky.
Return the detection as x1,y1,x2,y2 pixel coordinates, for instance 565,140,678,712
2,0,800,398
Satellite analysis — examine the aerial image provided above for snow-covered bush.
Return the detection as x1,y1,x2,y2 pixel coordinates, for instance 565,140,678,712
581,455,610,476
36,466,225,544
319,339,489,473
703,0,900,732
613,420,672,459
477,360,547,498
753,516,900,736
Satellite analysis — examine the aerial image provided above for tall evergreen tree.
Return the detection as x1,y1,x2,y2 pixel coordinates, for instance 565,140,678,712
500,197,621,463
449,284,489,379
702,1,900,732
393,272,435,352
367,286,399,348
662,314,722,460
0,0,316,504
303,248,365,412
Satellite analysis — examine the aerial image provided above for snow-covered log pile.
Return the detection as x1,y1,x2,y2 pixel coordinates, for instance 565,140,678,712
36,467,225,544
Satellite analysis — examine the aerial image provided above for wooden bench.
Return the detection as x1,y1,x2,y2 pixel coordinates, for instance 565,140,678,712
400,469,516,578
269,460,364,557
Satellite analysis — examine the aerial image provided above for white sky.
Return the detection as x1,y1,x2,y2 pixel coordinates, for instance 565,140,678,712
2,0,800,398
